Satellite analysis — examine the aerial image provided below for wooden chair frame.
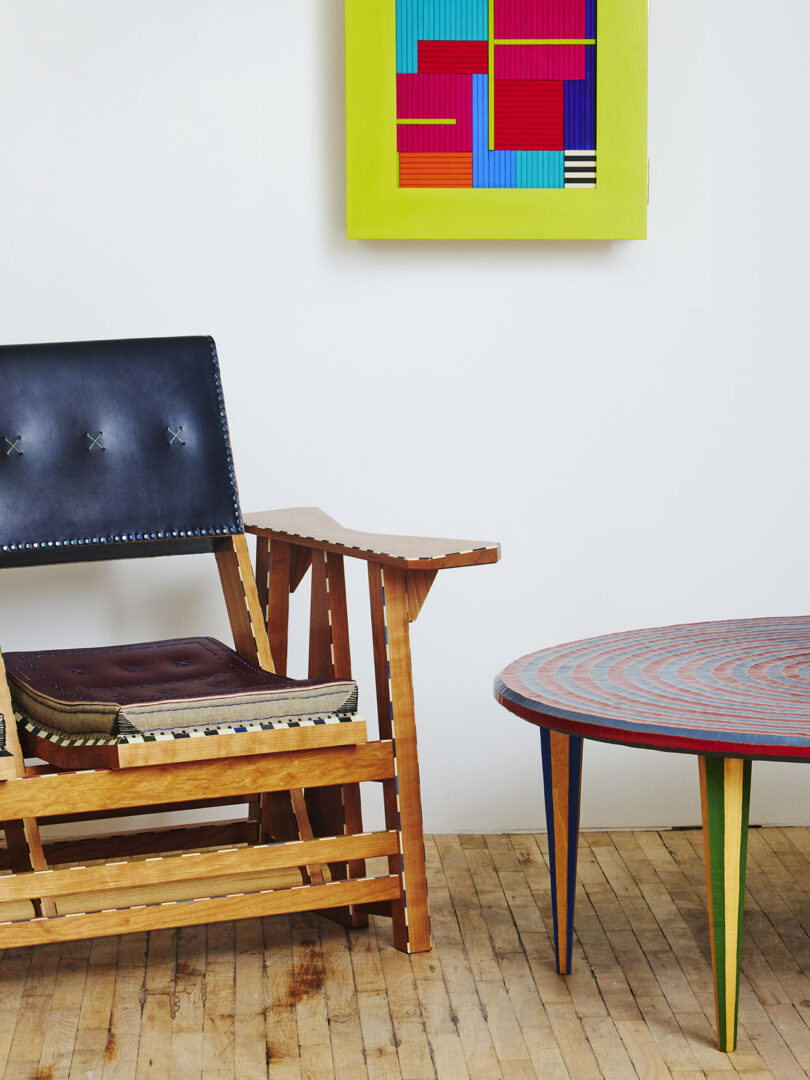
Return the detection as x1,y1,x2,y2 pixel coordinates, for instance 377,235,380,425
0,513,498,953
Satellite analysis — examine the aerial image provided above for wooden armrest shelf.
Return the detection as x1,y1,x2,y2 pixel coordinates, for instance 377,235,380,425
244,507,500,570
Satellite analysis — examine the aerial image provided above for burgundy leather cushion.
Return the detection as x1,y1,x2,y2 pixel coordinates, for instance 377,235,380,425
5,636,358,735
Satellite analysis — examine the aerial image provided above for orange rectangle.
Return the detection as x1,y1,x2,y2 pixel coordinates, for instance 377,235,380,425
399,152,473,188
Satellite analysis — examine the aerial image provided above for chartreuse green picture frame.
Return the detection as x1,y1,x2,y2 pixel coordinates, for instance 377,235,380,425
345,0,647,240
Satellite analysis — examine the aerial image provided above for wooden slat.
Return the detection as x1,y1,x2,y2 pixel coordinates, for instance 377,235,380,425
290,787,324,885
38,820,258,868
0,740,395,820
306,547,367,924
0,648,25,775
369,561,430,954
309,549,334,681
266,538,292,675
244,506,501,570
255,533,271,626
0,830,398,902
215,532,275,671
20,716,367,770
40,794,256,824
116,718,368,768
0,873,400,948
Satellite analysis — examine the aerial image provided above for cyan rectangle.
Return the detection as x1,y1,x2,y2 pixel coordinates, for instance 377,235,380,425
397,0,488,73
516,151,564,188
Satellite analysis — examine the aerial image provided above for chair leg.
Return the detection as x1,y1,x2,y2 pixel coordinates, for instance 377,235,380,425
0,654,58,916
540,728,583,976
699,755,752,1053
2,819,58,917
368,562,430,954
307,550,368,926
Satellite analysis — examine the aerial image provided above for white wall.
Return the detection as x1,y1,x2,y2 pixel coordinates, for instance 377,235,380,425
1,0,807,831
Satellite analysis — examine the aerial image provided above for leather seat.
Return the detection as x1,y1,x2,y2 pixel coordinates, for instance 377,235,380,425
6,635,358,736
5,635,362,769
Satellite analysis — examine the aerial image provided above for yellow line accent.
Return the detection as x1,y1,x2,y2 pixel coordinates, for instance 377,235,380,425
396,118,456,125
488,0,495,150
723,758,744,1042
494,38,596,45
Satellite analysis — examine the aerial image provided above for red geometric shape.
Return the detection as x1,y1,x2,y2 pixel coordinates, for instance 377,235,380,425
495,43,585,80
418,41,489,74
494,0,586,39
396,74,473,153
493,80,564,150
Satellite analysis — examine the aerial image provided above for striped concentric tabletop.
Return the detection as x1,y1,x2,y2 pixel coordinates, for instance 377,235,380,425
495,617,810,760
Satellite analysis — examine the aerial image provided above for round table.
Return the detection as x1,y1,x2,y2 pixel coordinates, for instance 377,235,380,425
494,616,810,1052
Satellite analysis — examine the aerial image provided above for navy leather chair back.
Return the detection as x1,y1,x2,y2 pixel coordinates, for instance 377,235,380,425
0,336,243,567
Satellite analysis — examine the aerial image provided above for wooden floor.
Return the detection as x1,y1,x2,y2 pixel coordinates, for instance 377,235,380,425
2,827,810,1079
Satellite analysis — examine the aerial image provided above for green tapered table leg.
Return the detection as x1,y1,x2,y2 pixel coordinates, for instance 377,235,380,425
699,756,752,1052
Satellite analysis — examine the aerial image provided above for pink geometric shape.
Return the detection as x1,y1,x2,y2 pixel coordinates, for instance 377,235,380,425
396,74,473,152
495,43,585,79
494,0,586,40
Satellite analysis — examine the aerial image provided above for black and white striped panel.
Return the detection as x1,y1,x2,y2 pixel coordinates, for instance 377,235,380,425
564,151,596,188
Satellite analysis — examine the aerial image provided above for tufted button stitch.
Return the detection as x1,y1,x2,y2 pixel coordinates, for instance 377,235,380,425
0,337,243,567
4,637,359,737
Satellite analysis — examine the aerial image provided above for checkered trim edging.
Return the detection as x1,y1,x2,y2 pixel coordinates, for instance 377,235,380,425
15,710,362,748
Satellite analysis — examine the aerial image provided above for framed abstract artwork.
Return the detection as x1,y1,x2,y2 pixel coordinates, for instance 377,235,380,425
345,0,647,239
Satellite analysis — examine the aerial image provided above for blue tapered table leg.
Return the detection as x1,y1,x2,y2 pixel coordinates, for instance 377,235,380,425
540,728,584,974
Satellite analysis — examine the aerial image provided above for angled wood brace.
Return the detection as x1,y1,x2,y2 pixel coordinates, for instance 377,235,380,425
247,507,500,953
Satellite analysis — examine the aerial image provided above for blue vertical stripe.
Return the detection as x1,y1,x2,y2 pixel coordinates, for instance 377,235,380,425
563,45,596,149
565,734,583,974
586,0,596,40
472,75,516,188
539,729,560,964
540,728,583,977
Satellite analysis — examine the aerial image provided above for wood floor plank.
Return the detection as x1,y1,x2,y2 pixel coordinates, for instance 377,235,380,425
320,919,368,1080
203,921,237,1080
0,948,32,1075
235,918,269,1080
376,919,434,1080
4,941,62,1076
103,932,148,1080
496,952,569,1080
39,938,91,1079
350,919,399,1079
291,914,336,1080
435,834,503,985
264,914,302,1077
171,924,206,1080
2,829,810,1078
434,835,507,1078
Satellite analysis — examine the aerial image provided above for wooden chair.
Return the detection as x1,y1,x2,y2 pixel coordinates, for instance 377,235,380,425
0,336,499,952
